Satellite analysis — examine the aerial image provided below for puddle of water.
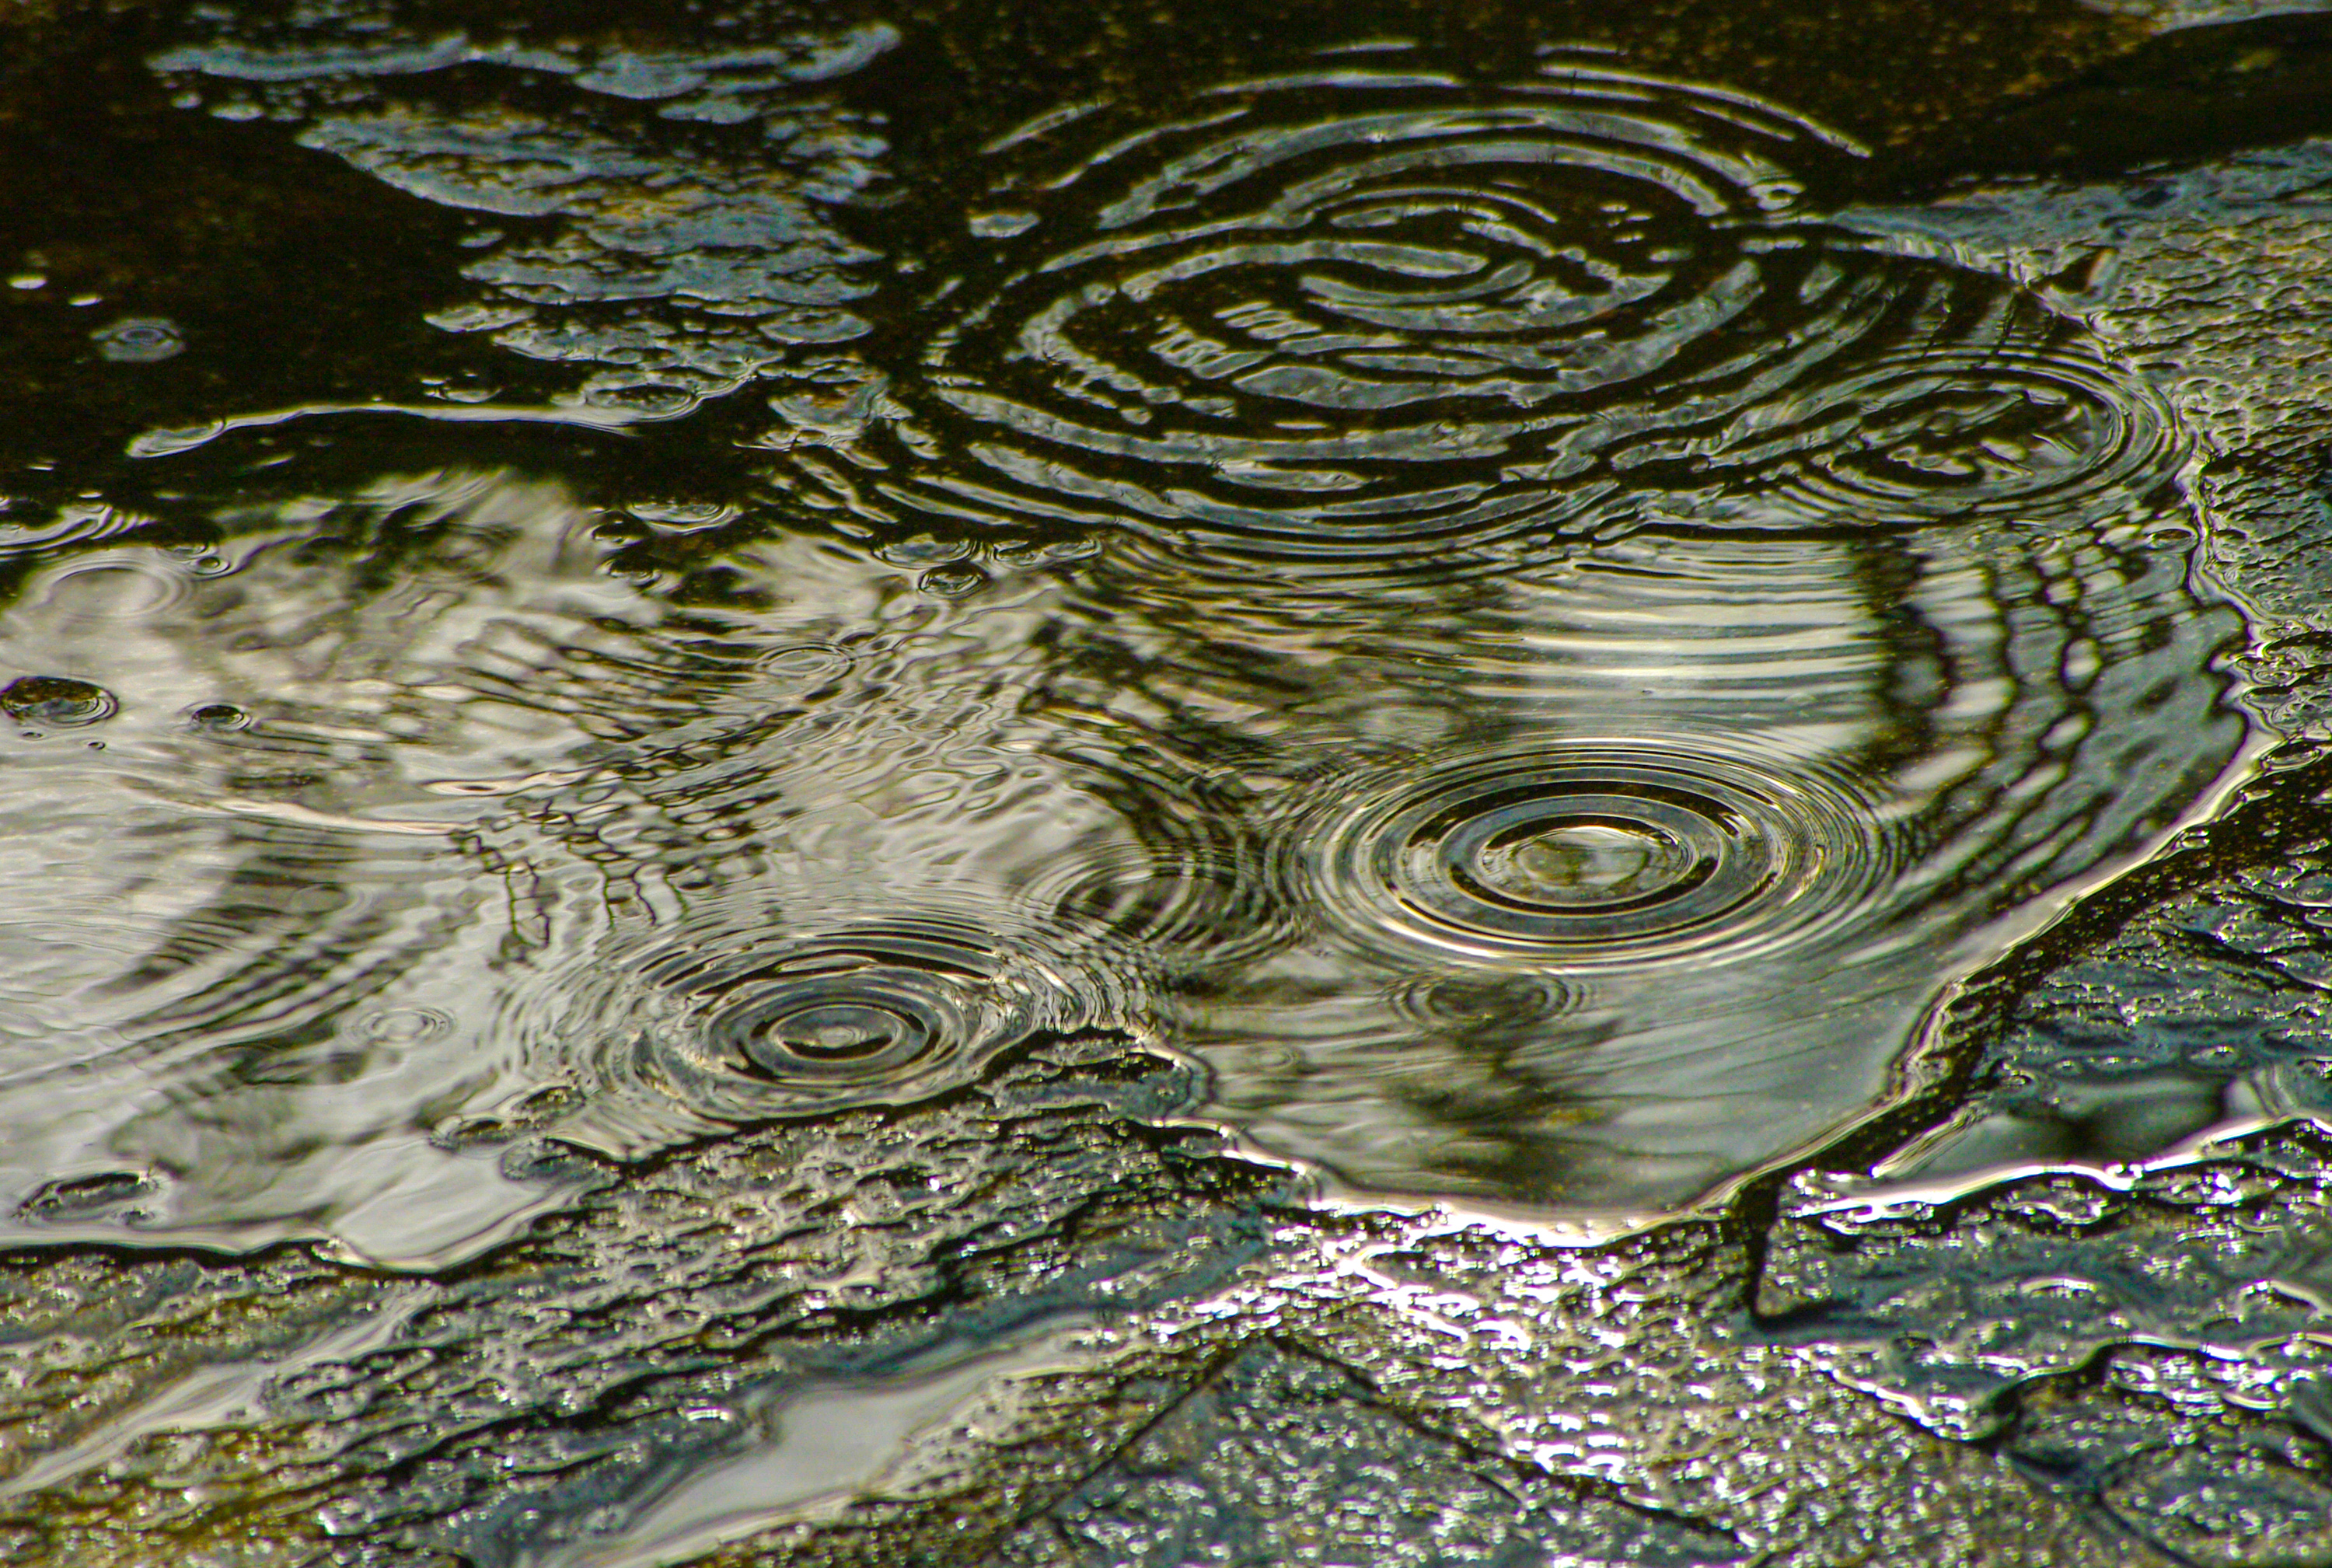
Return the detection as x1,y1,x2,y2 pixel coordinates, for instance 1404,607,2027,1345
1,0,2325,1559
0,6,2264,1246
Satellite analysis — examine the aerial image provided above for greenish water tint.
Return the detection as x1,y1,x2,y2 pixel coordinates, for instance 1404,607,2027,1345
2,0,2331,1561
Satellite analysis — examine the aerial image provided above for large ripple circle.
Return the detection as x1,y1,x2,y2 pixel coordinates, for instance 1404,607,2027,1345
780,65,1911,569
770,62,2194,570
1304,745,1894,966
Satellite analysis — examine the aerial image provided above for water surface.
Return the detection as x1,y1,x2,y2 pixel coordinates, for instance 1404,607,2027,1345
0,21,2254,1248
0,0,2313,1559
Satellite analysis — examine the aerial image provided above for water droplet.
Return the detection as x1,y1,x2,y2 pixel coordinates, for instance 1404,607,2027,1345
91,316,187,364
745,1001,920,1067
1,676,118,728
186,702,252,732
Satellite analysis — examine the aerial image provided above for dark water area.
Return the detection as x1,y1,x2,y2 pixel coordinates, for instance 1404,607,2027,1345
5,0,2332,1561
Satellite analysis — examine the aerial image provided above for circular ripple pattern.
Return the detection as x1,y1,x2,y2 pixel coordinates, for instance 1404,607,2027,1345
1388,970,1577,1033
91,316,187,365
1721,345,2187,523
19,551,196,623
546,917,1111,1141
1306,745,1893,967
774,62,2187,571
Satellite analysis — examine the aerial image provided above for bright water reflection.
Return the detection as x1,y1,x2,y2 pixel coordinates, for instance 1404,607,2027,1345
0,15,2257,1262
1052,528,2243,1207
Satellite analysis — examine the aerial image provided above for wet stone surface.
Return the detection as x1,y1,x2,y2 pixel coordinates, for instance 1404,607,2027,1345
6,0,2332,1562
995,1343,1744,1568
0,1039,1290,1566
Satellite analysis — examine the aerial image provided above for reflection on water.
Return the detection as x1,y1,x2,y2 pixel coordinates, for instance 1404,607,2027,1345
0,467,674,1259
1,0,2315,1557
0,30,2256,1252
1046,522,2243,1205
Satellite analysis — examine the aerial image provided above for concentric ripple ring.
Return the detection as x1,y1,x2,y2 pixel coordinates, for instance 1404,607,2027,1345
537,915,1112,1149
770,59,2195,578
771,63,1947,571
1307,745,1894,967
1717,344,2187,523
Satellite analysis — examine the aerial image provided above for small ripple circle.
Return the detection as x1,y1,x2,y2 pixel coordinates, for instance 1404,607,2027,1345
1388,970,1577,1032
1743,345,2186,522
91,317,187,365
555,917,1116,1135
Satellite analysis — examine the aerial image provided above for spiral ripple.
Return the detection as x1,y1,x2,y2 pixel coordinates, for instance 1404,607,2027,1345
769,62,2184,571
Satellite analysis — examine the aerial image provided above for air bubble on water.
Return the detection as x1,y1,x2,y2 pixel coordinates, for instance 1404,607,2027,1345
92,316,187,363
919,564,987,598
186,703,252,732
1,676,119,728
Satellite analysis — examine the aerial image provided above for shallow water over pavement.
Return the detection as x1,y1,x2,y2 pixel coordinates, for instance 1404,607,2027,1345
0,21,2261,1252
5,0,2332,1562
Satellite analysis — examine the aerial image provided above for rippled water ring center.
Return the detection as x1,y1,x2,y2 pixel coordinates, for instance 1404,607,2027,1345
705,948,986,1084
524,913,1132,1154
1315,748,1887,966
753,1001,922,1064
1461,805,1719,911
